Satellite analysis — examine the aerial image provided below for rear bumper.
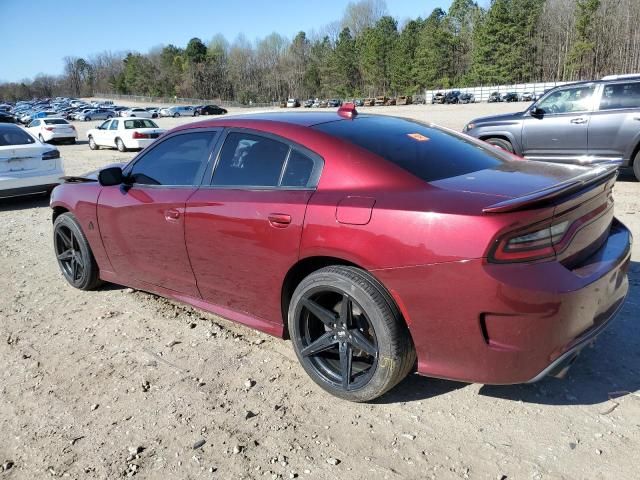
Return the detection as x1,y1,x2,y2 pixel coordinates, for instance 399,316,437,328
374,219,632,384
0,165,64,198
124,138,156,149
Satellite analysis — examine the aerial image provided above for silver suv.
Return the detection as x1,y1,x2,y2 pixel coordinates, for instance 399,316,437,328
463,75,640,180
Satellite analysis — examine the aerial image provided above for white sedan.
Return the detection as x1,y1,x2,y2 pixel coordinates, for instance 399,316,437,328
0,124,64,199
26,117,77,144
121,108,156,119
87,118,165,152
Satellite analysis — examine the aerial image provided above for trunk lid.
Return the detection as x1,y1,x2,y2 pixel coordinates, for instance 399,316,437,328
0,144,53,173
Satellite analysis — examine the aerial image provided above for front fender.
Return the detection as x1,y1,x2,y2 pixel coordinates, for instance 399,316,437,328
470,128,523,156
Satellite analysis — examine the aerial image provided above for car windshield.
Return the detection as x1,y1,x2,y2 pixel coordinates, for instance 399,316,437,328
0,126,36,146
44,119,69,125
124,119,158,129
313,116,505,182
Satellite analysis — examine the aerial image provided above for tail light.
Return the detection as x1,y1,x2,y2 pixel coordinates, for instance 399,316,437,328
488,201,609,263
132,131,150,139
42,149,60,160
45,126,55,131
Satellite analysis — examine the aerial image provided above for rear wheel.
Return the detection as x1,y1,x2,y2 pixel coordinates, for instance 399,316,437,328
288,266,415,402
174,112,180,118
633,150,640,181
53,213,102,290
116,138,127,152
484,137,515,154
38,134,46,143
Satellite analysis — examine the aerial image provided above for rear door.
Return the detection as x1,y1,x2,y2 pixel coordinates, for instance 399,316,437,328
521,84,596,162
185,129,322,324
97,130,219,296
588,80,640,165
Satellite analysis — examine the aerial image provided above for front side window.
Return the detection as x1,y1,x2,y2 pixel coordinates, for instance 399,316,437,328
129,131,217,186
99,120,110,130
600,82,640,110
212,132,289,187
30,119,40,127
536,86,595,114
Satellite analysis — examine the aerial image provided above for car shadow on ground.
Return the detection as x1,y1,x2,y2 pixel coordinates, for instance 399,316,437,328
0,194,50,212
378,261,640,407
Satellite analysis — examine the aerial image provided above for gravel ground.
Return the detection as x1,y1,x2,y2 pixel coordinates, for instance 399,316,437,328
1,101,639,480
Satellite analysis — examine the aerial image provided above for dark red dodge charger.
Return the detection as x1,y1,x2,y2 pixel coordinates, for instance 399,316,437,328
50,105,631,401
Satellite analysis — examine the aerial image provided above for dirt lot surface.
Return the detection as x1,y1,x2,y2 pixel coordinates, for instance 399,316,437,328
1,102,639,480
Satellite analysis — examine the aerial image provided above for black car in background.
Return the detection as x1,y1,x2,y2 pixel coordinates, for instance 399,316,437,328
459,92,475,104
487,91,502,102
444,90,462,104
0,111,16,123
502,92,520,102
195,105,228,115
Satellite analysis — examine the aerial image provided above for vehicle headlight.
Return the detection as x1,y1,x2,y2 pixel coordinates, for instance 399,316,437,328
464,123,475,132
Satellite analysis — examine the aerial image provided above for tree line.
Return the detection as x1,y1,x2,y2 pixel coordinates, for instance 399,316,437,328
2,0,639,103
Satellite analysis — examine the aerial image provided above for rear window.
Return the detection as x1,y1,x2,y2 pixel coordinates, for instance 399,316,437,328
124,119,157,129
44,119,69,125
0,126,36,146
313,116,504,182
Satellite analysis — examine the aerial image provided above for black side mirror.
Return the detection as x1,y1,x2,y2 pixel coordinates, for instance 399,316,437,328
530,106,544,117
98,166,124,186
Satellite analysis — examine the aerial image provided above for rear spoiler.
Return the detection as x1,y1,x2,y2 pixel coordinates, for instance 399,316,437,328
483,165,618,213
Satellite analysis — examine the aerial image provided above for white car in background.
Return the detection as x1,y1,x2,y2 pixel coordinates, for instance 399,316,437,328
26,118,77,144
160,105,195,117
0,123,64,199
121,108,156,119
86,118,165,152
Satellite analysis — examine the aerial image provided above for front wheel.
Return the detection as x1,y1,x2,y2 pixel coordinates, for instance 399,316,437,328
88,136,99,150
484,137,515,154
53,213,102,290
288,266,415,402
633,150,640,181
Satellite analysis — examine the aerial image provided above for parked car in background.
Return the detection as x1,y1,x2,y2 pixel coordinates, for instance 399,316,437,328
444,91,462,104
50,108,631,402
459,93,475,104
303,99,314,108
431,92,446,104
374,96,387,106
0,123,64,198
396,96,412,105
121,108,156,119
286,99,300,108
353,98,364,107
0,112,16,123
195,105,228,115
487,91,502,103
328,99,342,107
521,92,535,101
26,118,77,144
502,92,520,102
77,109,114,121
87,118,165,152
463,76,640,179
362,98,375,106
160,106,195,117
385,98,397,106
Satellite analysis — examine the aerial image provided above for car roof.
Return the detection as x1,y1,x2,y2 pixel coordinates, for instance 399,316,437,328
186,111,359,128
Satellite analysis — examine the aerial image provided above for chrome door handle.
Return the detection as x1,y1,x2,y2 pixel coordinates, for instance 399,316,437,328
570,117,588,124
268,213,291,228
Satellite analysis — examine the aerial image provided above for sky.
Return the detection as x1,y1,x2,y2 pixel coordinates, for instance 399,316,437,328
0,0,454,82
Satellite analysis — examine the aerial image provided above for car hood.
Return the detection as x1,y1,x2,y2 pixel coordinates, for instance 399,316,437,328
430,160,590,199
469,111,526,127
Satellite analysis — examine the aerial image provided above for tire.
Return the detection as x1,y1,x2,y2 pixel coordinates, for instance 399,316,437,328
85,117,91,122
152,113,158,118
53,213,102,291
88,136,99,150
633,150,640,181
194,111,200,116
68,138,76,145
116,138,127,152
38,134,46,143
288,266,415,402
484,137,515,154
173,112,180,118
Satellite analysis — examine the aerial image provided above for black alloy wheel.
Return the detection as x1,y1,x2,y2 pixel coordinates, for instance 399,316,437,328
53,213,102,290
289,266,415,402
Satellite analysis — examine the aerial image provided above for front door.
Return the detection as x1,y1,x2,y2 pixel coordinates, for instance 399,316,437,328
521,84,595,162
185,130,321,324
97,130,219,296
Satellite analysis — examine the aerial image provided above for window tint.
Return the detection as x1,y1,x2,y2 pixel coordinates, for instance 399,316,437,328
212,132,289,187
31,119,40,127
130,132,216,186
124,119,157,129
109,120,118,130
281,150,314,187
44,119,69,125
536,86,595,114
600,82,640,110
99,120,110,129
0,126,36,146
313,116,504,183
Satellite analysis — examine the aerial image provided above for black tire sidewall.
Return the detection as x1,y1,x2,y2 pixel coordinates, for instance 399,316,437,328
485,137,514,153
53,213,100,290
633,150,640,181
288,266,413,402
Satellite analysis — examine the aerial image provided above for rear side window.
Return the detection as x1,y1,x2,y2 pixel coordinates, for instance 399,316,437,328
281,150,314,187
212,132,289,187
125,119,157,129
0,126,36,146
313,116,504,182
129,132,216,186
600,82,640,110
